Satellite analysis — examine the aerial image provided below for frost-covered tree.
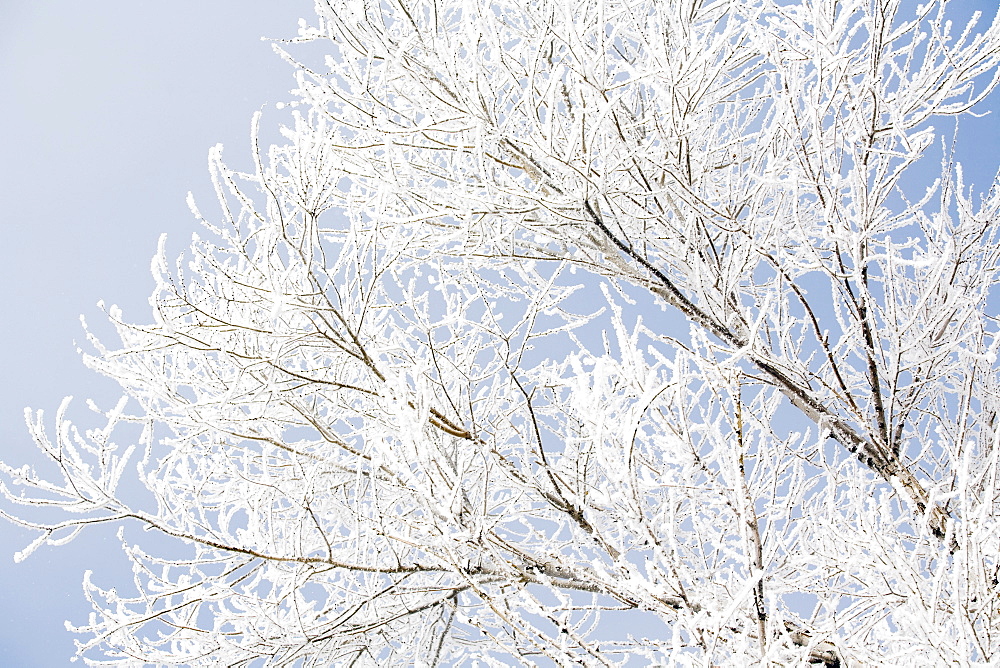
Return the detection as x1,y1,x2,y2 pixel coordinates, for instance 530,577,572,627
4,0,1000,664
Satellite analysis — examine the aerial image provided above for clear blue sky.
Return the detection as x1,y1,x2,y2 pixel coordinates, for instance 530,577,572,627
0,3,309,664
0,1,997,666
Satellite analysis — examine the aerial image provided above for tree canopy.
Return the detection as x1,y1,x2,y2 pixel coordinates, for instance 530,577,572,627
4,0,1000,664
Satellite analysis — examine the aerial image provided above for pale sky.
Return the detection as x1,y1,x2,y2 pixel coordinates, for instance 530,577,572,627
0,3,309,664
0,1,997,666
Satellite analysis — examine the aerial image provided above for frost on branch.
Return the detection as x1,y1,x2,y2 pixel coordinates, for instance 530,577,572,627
4,0,1000,665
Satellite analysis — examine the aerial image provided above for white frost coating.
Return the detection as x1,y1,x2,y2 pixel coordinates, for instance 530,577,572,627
3,0,1000,666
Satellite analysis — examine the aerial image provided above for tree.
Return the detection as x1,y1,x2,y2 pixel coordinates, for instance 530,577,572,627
4,0,1000,664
